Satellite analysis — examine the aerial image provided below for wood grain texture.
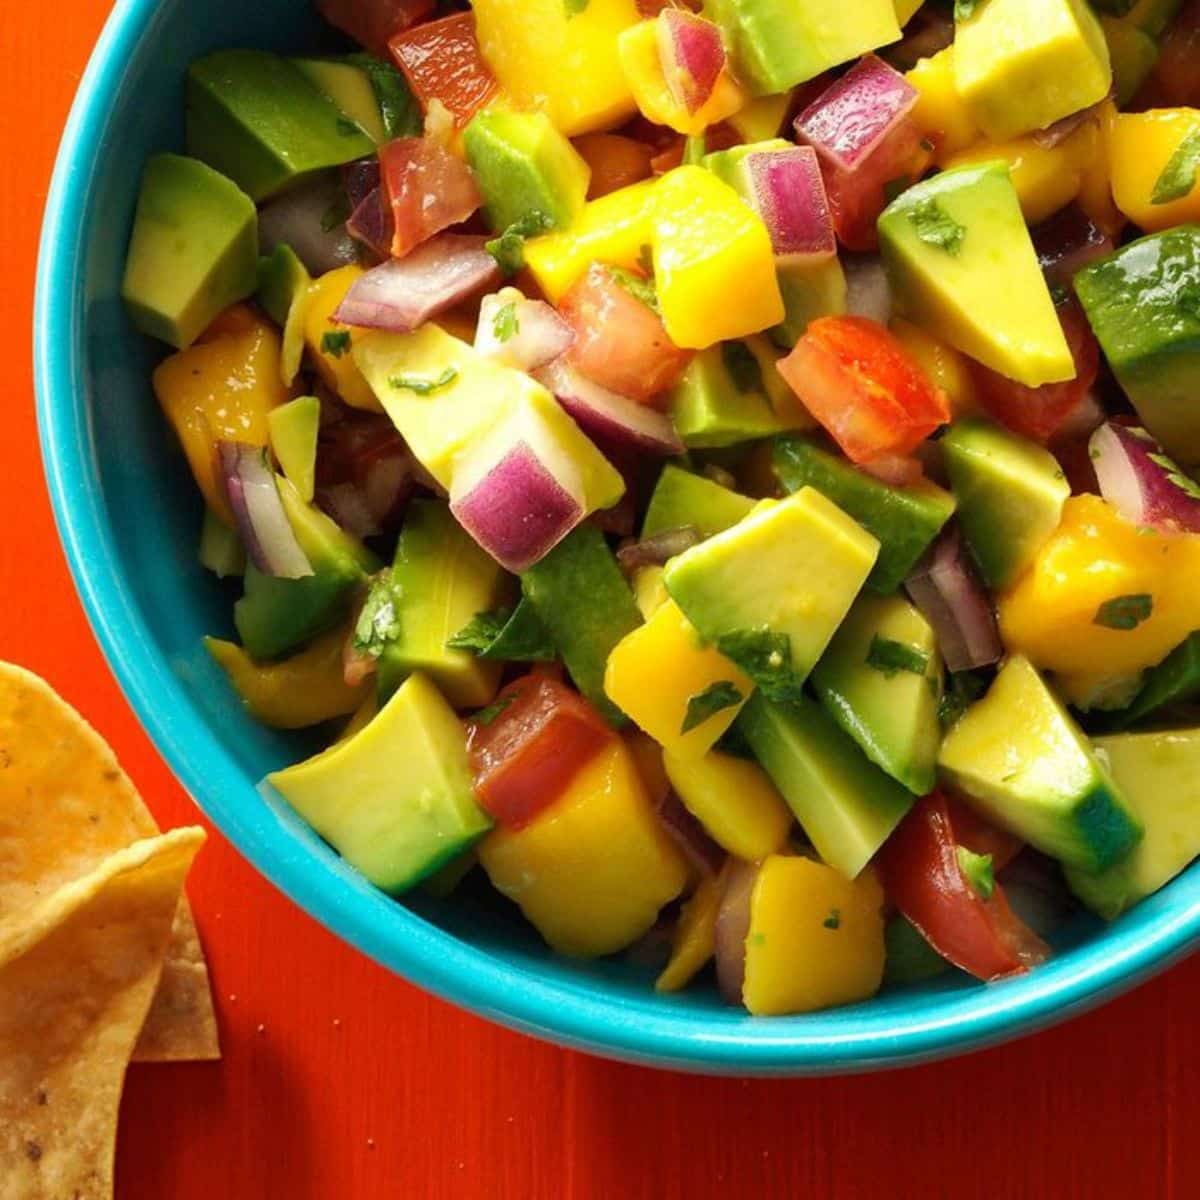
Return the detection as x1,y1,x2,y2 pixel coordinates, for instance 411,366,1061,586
6,3,1197,1196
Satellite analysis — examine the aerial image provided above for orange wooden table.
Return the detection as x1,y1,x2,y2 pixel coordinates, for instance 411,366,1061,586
8,5,1199,1196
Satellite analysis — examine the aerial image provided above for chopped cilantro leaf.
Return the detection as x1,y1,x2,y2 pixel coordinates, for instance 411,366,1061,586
716,629,804,703
823,909,842,930
721,341,763,394
388,366,459,395
939,670,987,728
681,681,745,734
1148,451,1200,501
493,301,520,343
867,636,930,679
1151,129,1200,206
1095,593,1154,631
473,694,518,726
909,197,966,255
956,846,995,900
954,0,985,18
608,265,661,314
321,330,352,358
447,609,513,654
485,211,553,277
446,601,557,662
353,571,403,659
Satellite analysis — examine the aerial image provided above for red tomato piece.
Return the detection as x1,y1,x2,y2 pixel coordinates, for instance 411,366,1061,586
388,12,498,129
378,137,481,258
1136,0,1200,107
574,133,655,199
970,299,1099,444
559,263,692,403
316,0,433,56
467,674,615,830
948,796,1024,873
776,316,950,464
876,792,1049,982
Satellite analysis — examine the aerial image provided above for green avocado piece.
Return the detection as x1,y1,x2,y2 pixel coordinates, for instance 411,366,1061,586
122,154,258,350
268,672,492,894
704,0,901,95
463,109,590,234
772,436,956,594
738,692,913,878
376,500,509,710
811,592,943,795
669,343,788,448
884,915,951,985
520,526,642,726
268,396,321,504
291,57,386,143
187,49,375,202
346,53,422,139
1075,227,1200,466
642,464,756,540
664,489,879,699
940,418,1070,591
878,161,1074,387
1105,632,1200,731
1065,727,1200,918
1099,16,1159,108
1127,0,1183,36
233,478,377,661
257,244,311,329
938,655,1143,872
474,597,556,662
198,509,245,579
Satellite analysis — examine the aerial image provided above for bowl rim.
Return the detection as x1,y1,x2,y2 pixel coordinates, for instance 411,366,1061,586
33,0,1200,1076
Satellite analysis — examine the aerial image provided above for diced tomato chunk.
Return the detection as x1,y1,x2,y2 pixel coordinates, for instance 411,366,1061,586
777,316,950,464
970,300,1099,444
467,674,615,829
388,13,498,129
876,792,1048,983
317,0,433,57
559,263,692,403
378,137,481,258
574,134,655,199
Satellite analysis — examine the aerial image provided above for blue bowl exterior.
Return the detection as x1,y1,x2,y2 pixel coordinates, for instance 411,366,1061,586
33,0,1200,1075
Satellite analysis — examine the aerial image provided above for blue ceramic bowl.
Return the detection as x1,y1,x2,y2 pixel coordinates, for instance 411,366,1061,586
34,0,1200,1075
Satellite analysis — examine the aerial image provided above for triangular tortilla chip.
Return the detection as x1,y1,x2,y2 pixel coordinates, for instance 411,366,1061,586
0,663,219,1062
0,827,205,1199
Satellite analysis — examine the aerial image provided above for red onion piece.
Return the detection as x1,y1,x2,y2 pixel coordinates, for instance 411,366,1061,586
1031,204,1115,292
333,233,501,332
535,360,684,458
258,173,360,276
1089,421,1200,534
617,526,702,574
589,492,639,539
905,524,1002,673
346,186,394,261
715,859,758,1005
744,145,836,264
475,289,575,372
217,442,313,580
843,254,892,324
657,792,726,879
1031,95,1109,150
344,157,382,212
656,9,726,114
882,6,954,71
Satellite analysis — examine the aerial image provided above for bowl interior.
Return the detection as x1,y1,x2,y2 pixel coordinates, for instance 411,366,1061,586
36,0,1200,1073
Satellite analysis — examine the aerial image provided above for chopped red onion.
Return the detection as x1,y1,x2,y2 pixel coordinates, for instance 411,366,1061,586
1031,95,1109,150
1089,421,1200,534
589,493,638,539
744,145,836,263
217,442,313,579
656,9,726,115
905,524,1002,673
258,173,360,276
617,526,702,574
344,157,382,212
843,254,893,324
1031,204,1115,292
475,289,575,372
333,233,501,332
715,859,758,1005
346,186,394,261
316,482,381,540
657,792,726,879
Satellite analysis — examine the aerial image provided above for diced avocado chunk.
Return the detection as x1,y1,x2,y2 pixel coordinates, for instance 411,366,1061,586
199,509,245,579
1099,16,1159,108
878,161,1074,387
291,57,386,143
463,109,590,234
1066,728,1200,918
941,419,1070,591
705,0,901,96
257,244,311,329
953,0,1112,141
642,464,756,540
668,343,788,448
471,597,556,662
346,53,422,139
884,915,951,985
1127,0,1183,37
268,673,492,894
738,693,913,879
234,478,377,660
938,655,1143,872
122,154,258,349
664,489,879,700
811,593,943,795
187,50,375,202
521,526,643,726
268,396,320,503
1107,632,1200,731
376,500,509,709
773,436,955,594
1075,227,1200,466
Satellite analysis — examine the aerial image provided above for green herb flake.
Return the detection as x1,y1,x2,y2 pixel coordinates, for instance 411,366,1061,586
485,211,553,277
909,197,966,255
681,680,745,734
563,0,588,15
1094,593,1154,631
823,909,841,930
721,341,764,395
956,846,995,900
716,629,804,704
388,366,459,395
939,670,987,729
473,694,518,727
352,571,403,659
321,330,353,359
954,0,985,18
866,636,930,679
638,243,655,277
1151,128,1200,206
608,265,661,315
1148,452,1200,501
447,609,513,655
492,302,520,343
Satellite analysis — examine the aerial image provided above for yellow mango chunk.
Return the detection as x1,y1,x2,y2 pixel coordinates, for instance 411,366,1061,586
656,874,721,993
152,306,289,524
999,495,1200,707
651,167,784,350
205,625,368,730
478,740,689,957
663,748,792,861
618,21,745,137
1077,100,1124,236
889,318,977,418
742,856,886,1016
1109,109,1200,234
907,48,981,163
604,599,753,759
304,265,380,412
632,565,671,620
472,0,641,137
523,180,656,303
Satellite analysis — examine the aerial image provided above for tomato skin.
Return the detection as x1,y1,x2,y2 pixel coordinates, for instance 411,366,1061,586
776,316,950,464
388,12,498,128
573,133,655,199
467,674,615,830
559,264,692,403
876,793,1048,982
378,137,481,258
317,0,433,57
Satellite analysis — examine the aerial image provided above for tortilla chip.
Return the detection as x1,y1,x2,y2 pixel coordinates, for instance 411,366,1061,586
0,828,205,1199
0,663,219,1062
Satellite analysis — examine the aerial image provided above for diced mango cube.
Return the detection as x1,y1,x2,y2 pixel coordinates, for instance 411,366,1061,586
632,565,671,620
656,873,721,993
1077,100,1123,237
907,48,981,163
304,265,381,411
1109,109,1200,234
